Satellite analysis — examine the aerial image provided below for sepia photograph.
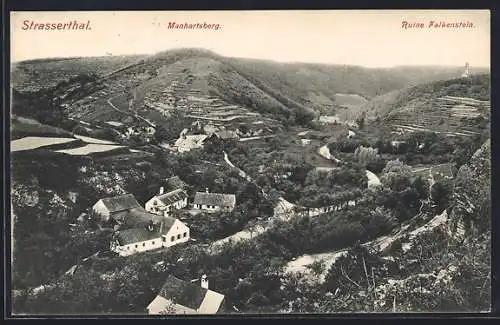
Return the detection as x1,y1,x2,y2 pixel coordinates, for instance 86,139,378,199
9,10,491,315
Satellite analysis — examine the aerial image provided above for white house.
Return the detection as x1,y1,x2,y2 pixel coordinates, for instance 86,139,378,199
145,187,188,216
110,216,190,256
193,189,236,213
300,139,311,146
147,274,225,314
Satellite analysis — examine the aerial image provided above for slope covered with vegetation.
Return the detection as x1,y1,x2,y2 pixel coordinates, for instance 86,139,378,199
12,49,483,127
364,74,490,121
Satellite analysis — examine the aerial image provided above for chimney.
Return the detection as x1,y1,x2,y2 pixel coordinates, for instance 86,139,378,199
205,188,209,193
159,187,164,195
201,274,209,289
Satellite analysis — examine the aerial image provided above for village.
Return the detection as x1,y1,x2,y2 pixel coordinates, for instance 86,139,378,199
86,176,237,314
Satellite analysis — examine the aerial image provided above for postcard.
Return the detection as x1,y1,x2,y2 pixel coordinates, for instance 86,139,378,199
9,10,491,315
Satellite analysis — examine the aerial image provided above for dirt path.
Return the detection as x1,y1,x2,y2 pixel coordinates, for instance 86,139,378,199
366,170,381,187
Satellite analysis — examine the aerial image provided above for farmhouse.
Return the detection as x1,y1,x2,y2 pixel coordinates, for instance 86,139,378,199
92,193,142,223
110,215,190,256
145,187,188,216
174,134,208,152
147,275,226,314
193,189,236,212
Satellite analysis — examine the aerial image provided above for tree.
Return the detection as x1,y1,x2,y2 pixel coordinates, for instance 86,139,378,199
307,259,326,277
430,180,453,213
354,146,379,167
356,112,366,130
380,160,412,192
413,176,430,200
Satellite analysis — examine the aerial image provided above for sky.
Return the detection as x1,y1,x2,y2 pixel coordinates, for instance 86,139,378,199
10,10,490,68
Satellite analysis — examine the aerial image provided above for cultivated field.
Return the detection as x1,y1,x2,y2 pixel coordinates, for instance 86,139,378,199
55,144,125,156
11,137,79,152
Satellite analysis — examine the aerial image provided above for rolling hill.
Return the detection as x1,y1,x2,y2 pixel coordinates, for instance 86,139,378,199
11,48,488,127
364,74,490,137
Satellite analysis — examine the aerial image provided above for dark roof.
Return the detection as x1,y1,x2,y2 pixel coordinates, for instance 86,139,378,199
100,194,141,213
113,207,168,227
158,275,208,311
156,189,188,205
193,192,236,208
116,216,177,245
165,176,187,191
116,226,161,245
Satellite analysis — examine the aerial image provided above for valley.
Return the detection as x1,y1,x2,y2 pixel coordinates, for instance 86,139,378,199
10,48,491,315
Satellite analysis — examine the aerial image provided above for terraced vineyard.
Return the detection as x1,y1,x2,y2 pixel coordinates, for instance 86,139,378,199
384,95,489,137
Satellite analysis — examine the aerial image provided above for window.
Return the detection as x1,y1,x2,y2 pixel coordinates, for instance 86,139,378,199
127,246,130,250
152,241,155,245
177,234,181,239
162,237,166,242
171,236,175,242
183,232,187,237
135,245,138,248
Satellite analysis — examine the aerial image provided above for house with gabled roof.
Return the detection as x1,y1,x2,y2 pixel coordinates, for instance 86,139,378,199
110,213,189,256
147,274,226,315
193,189,236,213
92,193,141,223
145,187,188,217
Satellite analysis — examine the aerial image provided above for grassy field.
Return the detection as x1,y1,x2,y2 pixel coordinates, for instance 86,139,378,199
11,137,79,152
54,144,126,156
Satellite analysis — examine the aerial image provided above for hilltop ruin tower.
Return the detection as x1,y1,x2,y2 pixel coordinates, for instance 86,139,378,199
461,62,471,78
